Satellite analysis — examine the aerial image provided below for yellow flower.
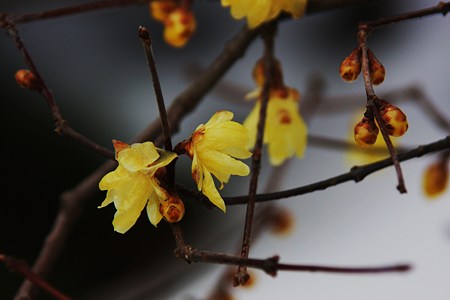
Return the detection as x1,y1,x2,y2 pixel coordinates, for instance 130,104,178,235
99,140,178,233
149,1,177,22
163,8,196,48
184,111,252,212
221,0,307,28
244,87,307,166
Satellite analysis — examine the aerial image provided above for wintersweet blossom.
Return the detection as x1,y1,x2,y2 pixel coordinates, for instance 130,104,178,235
99,140,178,233
183,111,252,212
221,0,307,28
244,87,307,166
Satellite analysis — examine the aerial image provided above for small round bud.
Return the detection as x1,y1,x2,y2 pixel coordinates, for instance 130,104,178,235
423,160,448,199
354,115,379,148
163,8,196,48
252,58,283,87
368,49,385,86
378,100,408,137
15,69,40,90
270,207,295,235
149,1,177,22
160,194,185,223
339,47,361,82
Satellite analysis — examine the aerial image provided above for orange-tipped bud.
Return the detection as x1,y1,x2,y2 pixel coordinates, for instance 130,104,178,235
378,99,408,137
15,69,41,90
354,115,379,148
423,160,448,199
368,49,385,85
163,8,196,48
339,47,361,82
149,1,177,22
160,194,185,223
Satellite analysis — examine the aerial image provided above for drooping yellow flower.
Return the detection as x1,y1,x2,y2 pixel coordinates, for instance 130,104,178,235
99,140,178,233
221,0,307,28
244,87,307,166
183,111,252,212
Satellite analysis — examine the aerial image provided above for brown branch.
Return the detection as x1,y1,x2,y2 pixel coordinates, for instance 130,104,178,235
4,1,387,297
365,1,450,28
4,23,114,160
1,0,151,26
0,254,71,300
358,24,406,193
222,136,450,205
138,26,173,152
235,22,278,286
173,247,410,277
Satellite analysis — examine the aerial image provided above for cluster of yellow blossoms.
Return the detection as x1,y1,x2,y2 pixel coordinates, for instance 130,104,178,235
99,112,251,233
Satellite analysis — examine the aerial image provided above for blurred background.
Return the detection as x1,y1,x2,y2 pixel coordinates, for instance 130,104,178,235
1,0,449,299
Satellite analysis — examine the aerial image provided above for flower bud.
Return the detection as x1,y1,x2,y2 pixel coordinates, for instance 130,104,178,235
160,194,185,223
339,47,361,82
15,69,41,90
378,99,408,137
270,207,294,235
252,58,283,87
368,49,385,85
163,8,196,48
423,160,448,199
149,1,177,22
354,115,379,148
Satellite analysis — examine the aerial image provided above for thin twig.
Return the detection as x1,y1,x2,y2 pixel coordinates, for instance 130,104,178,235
235,21,277,286
358,24,406,193
0,254,71,300
365,1,450,28
174,248,411,277
223,136,450,205
139,26,173,152
4,23,114,160
1,0,150,25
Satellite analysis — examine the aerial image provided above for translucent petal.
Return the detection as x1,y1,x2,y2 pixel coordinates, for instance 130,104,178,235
202,168,226,212
111,176,151,233
192,149,203,191
222,146,252,160
145,149,178,174
147,192,163,227
118,142,159,173
204,111,234,129
200,149,250,177
198,122,250,152
99,168,124,191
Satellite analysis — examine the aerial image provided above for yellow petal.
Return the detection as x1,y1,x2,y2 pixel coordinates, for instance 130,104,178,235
145,149,178,174
202,168,226,212
204,110,234,129
146,192,163,227
192,149,204,191
200,149,250,177
117,142,159,173
111,174,153,233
